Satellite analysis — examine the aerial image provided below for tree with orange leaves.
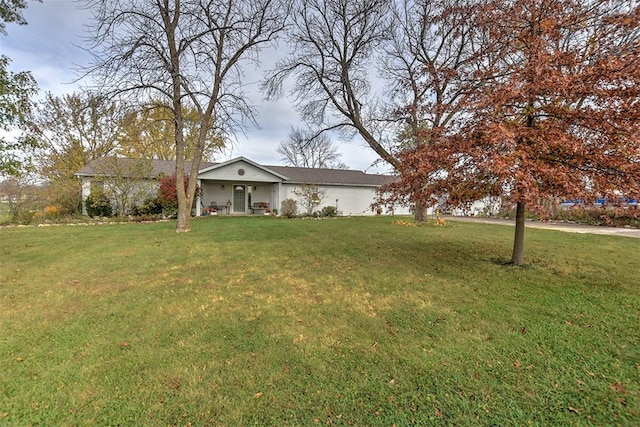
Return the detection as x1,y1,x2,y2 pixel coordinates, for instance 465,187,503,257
385,0,640,264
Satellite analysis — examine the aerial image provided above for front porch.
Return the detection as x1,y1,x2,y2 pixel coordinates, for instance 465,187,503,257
196,180,280,216
194,157,287,216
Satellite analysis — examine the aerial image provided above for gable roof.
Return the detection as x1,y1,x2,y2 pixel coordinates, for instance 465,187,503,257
76,157,396,187
199,156,289,180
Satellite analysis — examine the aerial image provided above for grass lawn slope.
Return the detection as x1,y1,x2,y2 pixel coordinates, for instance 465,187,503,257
1,216,638,425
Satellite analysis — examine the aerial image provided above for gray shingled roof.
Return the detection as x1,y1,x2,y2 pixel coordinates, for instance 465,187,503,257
266,165,394,186
76,158,216,178
76,157,395,187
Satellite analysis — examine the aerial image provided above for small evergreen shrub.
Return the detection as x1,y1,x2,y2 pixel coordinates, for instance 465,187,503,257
85,192,113,218
321,206,337,217
130,198,163,216
281,199,298,218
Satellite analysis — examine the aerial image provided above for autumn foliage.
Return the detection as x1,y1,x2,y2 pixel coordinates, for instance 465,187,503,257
384,0,640,264
158,175,190,211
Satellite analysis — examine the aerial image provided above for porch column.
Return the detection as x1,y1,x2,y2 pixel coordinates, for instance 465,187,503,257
195,179,202,216
276,182,283,214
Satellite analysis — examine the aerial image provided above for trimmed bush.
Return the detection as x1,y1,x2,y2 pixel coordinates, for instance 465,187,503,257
321,205,337,217
85,192,113,218
281,198,298,218
130,198,163,216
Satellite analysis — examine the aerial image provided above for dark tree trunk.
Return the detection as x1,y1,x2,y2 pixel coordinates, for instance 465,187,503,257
414,203,426,222
510,201,526,265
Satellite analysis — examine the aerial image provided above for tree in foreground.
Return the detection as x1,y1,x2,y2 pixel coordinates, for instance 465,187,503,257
0,0,39,176
385,0,640,265
264,0,484,221
383,0,486,220
85,0,287,232
277,128,348,169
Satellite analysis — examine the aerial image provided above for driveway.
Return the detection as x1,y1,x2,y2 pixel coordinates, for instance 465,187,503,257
444,216,640,239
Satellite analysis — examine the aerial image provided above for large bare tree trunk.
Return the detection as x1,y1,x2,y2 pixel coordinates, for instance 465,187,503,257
176,203,191,232
510,201,526,265
414,203,426,222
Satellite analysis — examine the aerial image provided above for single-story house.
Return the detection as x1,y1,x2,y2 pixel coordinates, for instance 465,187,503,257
75,156,412,216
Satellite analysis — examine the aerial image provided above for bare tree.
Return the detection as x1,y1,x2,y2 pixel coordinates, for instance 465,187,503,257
277,127,348,169
0,172,43,223
293,184,326,214
263,0,399,169
263,0,483,221
383,0,483,140
84,0,288,232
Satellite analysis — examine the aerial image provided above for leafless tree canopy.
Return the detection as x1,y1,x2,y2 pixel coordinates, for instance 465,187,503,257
85,0,287,136
263,0,489,169
383,0,485,142
277,128,347,169
83,0,289,231
263,0,399,167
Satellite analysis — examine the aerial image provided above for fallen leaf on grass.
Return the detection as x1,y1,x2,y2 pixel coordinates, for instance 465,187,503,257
255,392,263,398
434,405,444,418
610,383,627,394
119,341,130,348
568,406,580,414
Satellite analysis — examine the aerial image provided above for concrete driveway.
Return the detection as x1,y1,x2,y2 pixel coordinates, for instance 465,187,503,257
444,216,640,239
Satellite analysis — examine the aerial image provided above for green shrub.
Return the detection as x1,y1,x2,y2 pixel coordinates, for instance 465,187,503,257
85,192,113,218
280,198,297,218
130,198,163,216
321,205,337,217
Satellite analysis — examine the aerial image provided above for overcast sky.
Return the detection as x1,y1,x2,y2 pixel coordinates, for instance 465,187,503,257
1,0,390,173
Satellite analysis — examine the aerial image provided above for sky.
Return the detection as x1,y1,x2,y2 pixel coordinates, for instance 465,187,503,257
2,0,391,173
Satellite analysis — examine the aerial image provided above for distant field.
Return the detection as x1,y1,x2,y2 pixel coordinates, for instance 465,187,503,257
1,216,638,425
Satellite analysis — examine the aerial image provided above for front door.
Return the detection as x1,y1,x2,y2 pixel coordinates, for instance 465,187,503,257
233,185,245,213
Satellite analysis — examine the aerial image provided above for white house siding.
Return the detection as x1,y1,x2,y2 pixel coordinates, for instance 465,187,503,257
196,160,285,214
447,197,502,216
281,184,412,216
81,178,91,215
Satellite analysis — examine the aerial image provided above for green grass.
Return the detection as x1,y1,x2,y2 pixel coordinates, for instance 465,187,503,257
1,216,638,425
0,202,10,224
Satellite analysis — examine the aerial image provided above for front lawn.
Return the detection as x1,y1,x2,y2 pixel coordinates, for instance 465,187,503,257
1,216,638,425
